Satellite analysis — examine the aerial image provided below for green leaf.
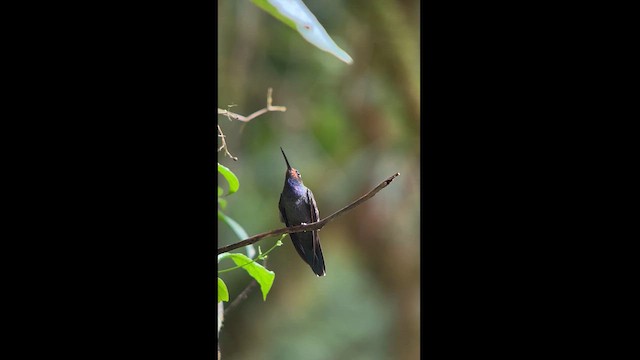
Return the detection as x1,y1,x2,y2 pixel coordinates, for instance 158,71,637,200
220,253,275,301
218,163,239,195
218,211,249,240
218,186,223,197
218,197,227,209
251,0,353,64
218,277,229,302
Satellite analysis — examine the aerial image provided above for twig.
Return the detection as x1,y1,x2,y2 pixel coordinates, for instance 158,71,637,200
218,88,286,123
224,280,257,315
217,173,400,255
217,124,238,161
217,88,286,161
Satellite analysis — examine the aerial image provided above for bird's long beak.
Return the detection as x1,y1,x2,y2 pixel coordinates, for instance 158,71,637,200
280,147,292,170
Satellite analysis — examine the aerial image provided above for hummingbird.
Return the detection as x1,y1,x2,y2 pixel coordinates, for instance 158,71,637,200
278,147,326,276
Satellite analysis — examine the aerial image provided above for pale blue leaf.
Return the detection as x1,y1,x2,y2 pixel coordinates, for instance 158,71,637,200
252,0,353,64
218,211,249,240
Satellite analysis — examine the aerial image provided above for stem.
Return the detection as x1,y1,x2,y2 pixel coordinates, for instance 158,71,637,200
218,236,284,273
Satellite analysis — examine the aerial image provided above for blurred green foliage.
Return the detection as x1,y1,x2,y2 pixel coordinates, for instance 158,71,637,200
218,0,420,359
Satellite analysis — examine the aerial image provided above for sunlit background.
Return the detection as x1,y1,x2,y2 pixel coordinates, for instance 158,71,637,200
218,0,419,359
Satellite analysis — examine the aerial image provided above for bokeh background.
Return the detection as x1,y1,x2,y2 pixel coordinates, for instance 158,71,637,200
218,0,420,359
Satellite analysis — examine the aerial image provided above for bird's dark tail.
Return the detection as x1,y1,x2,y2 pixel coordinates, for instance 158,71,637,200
309,241,326,277
290,232,326,276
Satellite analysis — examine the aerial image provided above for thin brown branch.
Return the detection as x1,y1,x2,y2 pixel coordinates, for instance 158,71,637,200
217,88,286,161
217,124,238,161
217,173,400,255
224,280,256,315
218,87,286,123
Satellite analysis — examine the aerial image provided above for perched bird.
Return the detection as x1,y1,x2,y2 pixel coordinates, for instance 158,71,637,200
278,147,326,276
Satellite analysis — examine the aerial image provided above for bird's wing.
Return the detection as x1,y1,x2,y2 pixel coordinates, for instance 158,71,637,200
306,188,320,251
306,188,326,275
278,195,287,224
